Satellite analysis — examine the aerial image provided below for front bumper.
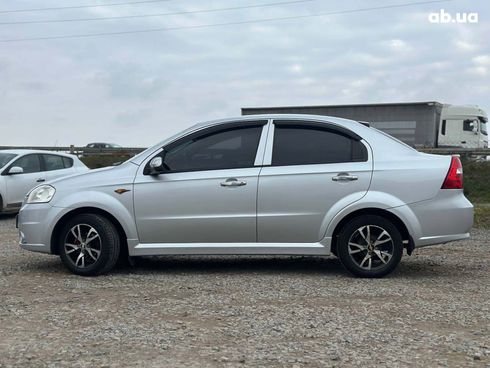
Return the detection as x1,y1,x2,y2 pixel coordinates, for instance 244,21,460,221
18,202,67,254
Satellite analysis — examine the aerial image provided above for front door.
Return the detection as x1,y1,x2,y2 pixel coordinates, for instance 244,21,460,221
4,154,45,206
133,121,268,244
258,120,372,243
441,118,480,147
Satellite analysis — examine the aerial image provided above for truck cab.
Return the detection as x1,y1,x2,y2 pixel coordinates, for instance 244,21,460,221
438,104,488,148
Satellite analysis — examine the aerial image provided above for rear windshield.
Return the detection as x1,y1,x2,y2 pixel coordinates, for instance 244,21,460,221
0,153,17,168
369,126,417,151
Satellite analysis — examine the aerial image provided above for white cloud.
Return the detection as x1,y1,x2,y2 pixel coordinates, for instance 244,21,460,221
455,40,478,52
473,55,490,66
287,64,303,74
0,0,489,146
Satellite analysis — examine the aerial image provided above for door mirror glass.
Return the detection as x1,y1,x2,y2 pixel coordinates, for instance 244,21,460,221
150,156,163,169
148,156,165,175
8,166,24,175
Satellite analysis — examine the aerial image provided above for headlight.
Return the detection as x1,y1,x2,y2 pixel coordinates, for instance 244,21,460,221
26,185,56,204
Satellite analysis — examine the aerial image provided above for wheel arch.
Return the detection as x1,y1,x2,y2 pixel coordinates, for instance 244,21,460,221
50,207,128,256
330,208,414,255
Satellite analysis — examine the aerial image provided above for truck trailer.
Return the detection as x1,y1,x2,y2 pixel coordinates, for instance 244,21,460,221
241,102,488,148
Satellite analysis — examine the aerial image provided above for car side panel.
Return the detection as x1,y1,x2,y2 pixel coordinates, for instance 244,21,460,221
369,151,451,205
258,160,373,243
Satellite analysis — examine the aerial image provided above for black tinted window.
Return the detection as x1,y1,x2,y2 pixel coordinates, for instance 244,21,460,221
43,155,65,171
163,126,263,172
63,157,73,168
12,155,41,174
272,124,367,166
463,119,477,132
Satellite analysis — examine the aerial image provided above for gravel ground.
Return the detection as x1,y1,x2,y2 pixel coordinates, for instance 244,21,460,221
0,214,489,368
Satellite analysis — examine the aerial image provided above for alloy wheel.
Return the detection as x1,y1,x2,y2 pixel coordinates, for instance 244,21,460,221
347,225,394,270
64,224,102,268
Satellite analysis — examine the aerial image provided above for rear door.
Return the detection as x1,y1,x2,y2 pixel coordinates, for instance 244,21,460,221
3,154,45,206
42,154,76,181
257,120,372,243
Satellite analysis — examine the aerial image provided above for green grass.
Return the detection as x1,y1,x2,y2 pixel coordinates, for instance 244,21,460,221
474,206,490,229
463,160,490,204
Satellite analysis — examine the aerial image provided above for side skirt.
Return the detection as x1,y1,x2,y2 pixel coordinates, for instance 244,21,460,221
128,238,332,257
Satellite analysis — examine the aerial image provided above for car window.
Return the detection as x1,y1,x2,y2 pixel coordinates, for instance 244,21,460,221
0,153,17,168
62,157,74,168
12,154,42,174
42,154,66,171
162,126,263,172
463,119,477,132
272,122,368,166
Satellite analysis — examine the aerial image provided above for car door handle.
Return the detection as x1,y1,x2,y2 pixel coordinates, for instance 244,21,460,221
332,174,358,182
36,178,46,183
220,178,247,187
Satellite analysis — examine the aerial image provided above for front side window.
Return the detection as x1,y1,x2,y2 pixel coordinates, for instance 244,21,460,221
463,119,478,132
272,122,368,166
12,154,41,174
160,125,263,172
42,154,65,171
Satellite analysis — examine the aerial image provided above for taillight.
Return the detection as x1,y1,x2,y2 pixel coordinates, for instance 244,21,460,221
441,156,463,189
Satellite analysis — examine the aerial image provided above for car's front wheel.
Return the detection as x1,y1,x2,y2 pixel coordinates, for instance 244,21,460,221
337,215,403,278
59,214,120,276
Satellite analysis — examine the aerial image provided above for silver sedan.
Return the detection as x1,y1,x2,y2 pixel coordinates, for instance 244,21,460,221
17,115,473,277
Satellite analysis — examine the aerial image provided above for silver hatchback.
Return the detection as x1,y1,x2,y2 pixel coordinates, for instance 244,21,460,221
17,115,473,277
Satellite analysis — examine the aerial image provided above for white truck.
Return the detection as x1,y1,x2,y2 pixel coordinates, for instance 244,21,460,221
242,102,488,149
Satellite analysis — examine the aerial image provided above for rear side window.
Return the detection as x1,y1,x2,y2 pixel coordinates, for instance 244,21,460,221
272,123,368,166
62,157,74,168
42,154,66,171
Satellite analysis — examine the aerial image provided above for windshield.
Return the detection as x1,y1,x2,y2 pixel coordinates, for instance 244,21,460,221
479,116,488,136
0,153,17,168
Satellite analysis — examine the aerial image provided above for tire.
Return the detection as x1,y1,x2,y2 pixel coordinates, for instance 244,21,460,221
337,215,403,278
59,214,120,276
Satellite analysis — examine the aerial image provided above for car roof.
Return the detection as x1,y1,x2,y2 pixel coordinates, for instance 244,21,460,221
0,149,77,158
130,114,375,165
193,113,366,128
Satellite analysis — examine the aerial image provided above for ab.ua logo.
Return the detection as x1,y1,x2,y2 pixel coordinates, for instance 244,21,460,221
428,9,478,23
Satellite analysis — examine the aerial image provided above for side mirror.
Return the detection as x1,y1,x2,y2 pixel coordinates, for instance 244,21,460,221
150,156,163,169
148,156,166,175
8,166,24,175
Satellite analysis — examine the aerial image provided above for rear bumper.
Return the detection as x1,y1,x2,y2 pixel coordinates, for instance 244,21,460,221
389,190,473,248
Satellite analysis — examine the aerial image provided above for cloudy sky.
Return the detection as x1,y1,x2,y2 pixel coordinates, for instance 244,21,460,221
0,0,489,146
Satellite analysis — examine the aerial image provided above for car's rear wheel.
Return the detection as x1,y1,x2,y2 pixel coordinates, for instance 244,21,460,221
337,215,403,278
59,214,120,276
